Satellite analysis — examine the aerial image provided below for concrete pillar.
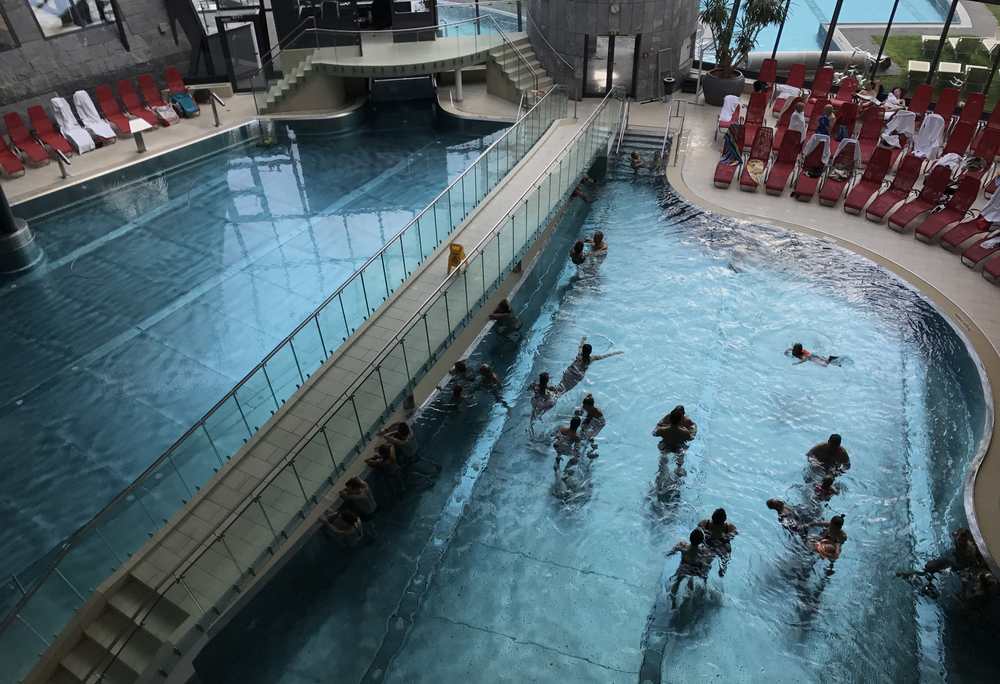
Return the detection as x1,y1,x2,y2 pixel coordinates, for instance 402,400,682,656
0,185,42,275
455,67,464,102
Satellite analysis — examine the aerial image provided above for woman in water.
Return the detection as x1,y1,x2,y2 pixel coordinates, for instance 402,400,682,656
558,336,624,394
569,240,587,266
809,514,847,574
553,416,582,471
530,371,560,427
788,343,839,366
698,508,738,577
586,231,608,259
667,528,714,608
653,405,698,450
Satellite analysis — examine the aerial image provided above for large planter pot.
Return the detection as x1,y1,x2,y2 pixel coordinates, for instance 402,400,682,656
702,69,745,106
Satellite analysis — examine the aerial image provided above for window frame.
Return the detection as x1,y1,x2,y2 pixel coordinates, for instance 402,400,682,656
24,0,123,43
0,2,20,51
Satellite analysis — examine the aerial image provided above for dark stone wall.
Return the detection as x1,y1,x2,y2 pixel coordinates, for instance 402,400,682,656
0,0,190,120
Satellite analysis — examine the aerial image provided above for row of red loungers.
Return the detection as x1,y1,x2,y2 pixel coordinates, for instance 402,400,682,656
1,68,193,178
714,122,1000,285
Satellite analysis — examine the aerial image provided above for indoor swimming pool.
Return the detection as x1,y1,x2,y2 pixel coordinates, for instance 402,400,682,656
195,163,999,682
0,104,503,583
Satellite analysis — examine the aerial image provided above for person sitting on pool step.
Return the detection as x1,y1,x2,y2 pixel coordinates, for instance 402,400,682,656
478,363,510,407
807,434,851,475
558,336,624,394
322,509,369,548
377,421,415,466
698,508,738,577
489,298,521,337
653,405,697,451
788,342,840,366
630,150,643,173
667,527,714,608
366,444,405,495
339,477,377,520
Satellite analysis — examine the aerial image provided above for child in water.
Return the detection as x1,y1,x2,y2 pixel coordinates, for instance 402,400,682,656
788,342,840,366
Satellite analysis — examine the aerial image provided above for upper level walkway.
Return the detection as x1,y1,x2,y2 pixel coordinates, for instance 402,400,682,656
665,93,1000,576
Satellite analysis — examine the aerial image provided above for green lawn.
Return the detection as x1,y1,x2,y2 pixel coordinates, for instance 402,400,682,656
871,34,998,102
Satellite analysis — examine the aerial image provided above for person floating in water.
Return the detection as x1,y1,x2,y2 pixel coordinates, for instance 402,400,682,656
897,528,1000,601
698,508,738,577
553,415,582,472
489,298,521,337
667,528,714,608
653,405,698,451
570,240,587,266
788,342,840,366
808,514,847,574
585,230,608,259
807,434,851,475
766,498,809,537
557,336,624,394
630,150,643,173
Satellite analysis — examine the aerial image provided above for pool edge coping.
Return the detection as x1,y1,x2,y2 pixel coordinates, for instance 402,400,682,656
664,155,1000,579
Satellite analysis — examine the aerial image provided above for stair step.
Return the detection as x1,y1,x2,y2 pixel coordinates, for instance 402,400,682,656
62,635,133,683
108,578,189,641
107,578,158,620
50,666,83,684
84,608,161,677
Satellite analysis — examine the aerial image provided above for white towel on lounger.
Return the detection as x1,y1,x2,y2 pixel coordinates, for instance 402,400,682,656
719,95,740,124
981,192,1000,223
72,90,117,140
912,112,945,159
50,97,95,153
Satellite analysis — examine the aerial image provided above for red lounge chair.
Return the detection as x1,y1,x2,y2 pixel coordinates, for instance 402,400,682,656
960,228,1000,265
806,67,834,117
26,105,73,157
942,217,992,253
739,125,773,192
743,92,769,151
3,113,49,166
117,79,158,127
773,97,802,150
908,84,933,124
831,77,859,108
765,129,802,196
942,121,974,157
914,175,980,242
791,138,827,202
714,124,745,189
0,137,25,178
95,84,132,135
983,254,1000,283
138,73,178,127
866,154,923,222
819,141,858,206
830,101,858,155
759,58,777,86
717,102,741,140
887,165,953,232
806,98,830,136
935,87,961,126
857,106,883,164
774,63,806,113
957,93,985,131
844,146,892,215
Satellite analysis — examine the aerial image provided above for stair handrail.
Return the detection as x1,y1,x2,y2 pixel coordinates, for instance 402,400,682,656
483,15,539,94
89,84,570,684
2,84,566,680
615,97,630,155
522,5,576,77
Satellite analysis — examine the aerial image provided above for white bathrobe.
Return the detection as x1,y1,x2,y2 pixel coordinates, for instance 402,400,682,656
50,97,95,154
789,109,807,139
719,95,741,124
982,191,1000,223
72,90,117,141
912,112,945,159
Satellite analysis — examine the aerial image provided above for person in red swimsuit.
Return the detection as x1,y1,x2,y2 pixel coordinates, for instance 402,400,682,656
790,342,838,366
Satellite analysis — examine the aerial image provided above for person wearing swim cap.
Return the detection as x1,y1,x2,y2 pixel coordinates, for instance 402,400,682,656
557,336,624,394
789,342,839,366
807,434,851,474
698,508,738,577
667,527,714,608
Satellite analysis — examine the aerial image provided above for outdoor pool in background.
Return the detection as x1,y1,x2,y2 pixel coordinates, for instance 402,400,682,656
0,104,503,583
195,161,999,682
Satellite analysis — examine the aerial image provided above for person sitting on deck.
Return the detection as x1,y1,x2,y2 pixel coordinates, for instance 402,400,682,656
339,477,377,519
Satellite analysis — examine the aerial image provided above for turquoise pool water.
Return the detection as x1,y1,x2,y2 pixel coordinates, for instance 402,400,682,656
0,105,502,582
195,161,998,682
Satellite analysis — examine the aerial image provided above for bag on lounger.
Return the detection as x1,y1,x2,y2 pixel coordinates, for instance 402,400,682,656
170,92,200,118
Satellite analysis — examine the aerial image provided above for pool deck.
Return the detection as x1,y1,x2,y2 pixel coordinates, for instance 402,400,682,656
664,92,1000,575
2,94,260,206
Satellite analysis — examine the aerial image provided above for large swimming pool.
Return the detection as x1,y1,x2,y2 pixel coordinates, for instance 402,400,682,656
194,159,998,681
0,105,502,582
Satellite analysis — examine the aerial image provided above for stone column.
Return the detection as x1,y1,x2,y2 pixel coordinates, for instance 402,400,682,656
0,185,43,275
455,67,464,102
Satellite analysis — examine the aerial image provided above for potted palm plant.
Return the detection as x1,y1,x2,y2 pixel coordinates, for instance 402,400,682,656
700,0,788,106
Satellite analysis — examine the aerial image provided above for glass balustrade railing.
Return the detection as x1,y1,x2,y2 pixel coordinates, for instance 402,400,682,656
93,88,622,682
0,85,568,684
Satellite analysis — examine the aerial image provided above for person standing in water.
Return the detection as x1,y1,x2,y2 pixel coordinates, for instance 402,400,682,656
530,371,560,434
653,405,698,450
766,498,809,537
667,527,714,608
553,416,582,472
808,514,847,575
489,298,521,336
585,231,608,259
807,434,851,475
478,363,510,408
570,240,587,265
558,336,624,394
698,508,738,577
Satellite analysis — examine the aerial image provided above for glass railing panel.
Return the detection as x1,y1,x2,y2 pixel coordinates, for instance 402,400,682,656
382,238,408,293
482,226,500,283
498,217,514,273
378,344,410,407
169,427,221,501
323,402,363,464
424,298,451,357
465,252,486,311
203,395,254,458
317,298,351,353
0,616,46,684
339,276,370,335
417,212,439,259
360,258,390,314
234,371,278,434
258,466,304,533
263,344,305,408
288,320,326,382
401,320,432,377
444,274,469,327
398,227,423,280
352,374,389,435
98,489,166,563
295,429,340,479
139,461,194,522
17,571,84,645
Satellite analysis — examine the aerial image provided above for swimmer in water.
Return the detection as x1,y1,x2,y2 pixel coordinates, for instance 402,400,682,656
897,528,993,599
667,528,714,608
553,416,582,471
585,230,608,258
766,498,808,536
450,359,474,382
570,240,587,266
489,298,521,335
807,434,851,474
557,336,624,394
788,342,839,366
808,514,847,574
575,393,606,457
530,372,560,429
698,508,738,577
630,150,643,173
813,475,839,501
653,405,698,450
478,363,510,407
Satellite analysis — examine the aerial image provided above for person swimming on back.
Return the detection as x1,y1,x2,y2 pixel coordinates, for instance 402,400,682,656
653,405,698,450
698,508,738,577
667,527,714,608
789,342,839,367
557,336,624,394
807,434,851,475
586,231,608,259
766,498,808,536
570,240,587,265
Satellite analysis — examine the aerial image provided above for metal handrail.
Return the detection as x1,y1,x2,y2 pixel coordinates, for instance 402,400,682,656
0,83,563,641
615,98,630,155
91,85,572,681
523,5,575,75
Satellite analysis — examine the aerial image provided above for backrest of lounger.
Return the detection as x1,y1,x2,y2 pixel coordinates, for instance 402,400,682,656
95,85,122,115
935,88,960,119
165,66,185,93
944,122,974,155
975,127,1000,160
787,63,806,89
776,129,801,163
858,107,883,141
776,98,799,129
117,79,142,110
891,155,922,192
27,105,54,135
748,126,773,161
746,91,767,124
138,74,163,105
3,112,29,143
960,93,985,127
909,84,933,117
862,146,892,182
950,175,981,210
919,166,952,202
759,58,777,84
812,67,833,98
